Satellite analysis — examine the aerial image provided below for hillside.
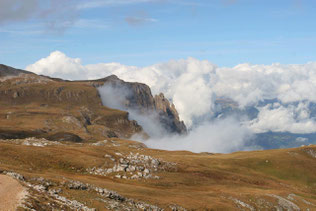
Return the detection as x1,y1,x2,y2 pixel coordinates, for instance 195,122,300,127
0,138,315,210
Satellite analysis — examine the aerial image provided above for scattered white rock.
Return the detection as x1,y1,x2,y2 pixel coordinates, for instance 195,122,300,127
0,137,62,147
62,116,83,128
288,193,315,207
86,152,176,180
169,204,187,211
302,148,316,158
302,199,315,206
91,140,108,146
4,171,25,181
267,194,300,211
229,197,255,211
110,140,121,147
287,193,297,201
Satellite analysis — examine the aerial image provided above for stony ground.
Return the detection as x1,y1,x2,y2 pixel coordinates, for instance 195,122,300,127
0,137,316,210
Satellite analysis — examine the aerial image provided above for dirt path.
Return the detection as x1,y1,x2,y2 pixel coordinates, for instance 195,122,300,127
0,175,27,211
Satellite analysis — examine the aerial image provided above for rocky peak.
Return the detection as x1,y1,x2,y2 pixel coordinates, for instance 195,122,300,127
91,75,156,111
154,93,186,134
91,75,187,135
155,93,180,120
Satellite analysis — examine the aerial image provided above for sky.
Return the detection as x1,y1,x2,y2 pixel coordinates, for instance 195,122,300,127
1,0,316,69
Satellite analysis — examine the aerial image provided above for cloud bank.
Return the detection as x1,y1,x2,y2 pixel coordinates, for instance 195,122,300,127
145,117,256,153
26,51,316,137
247,102,316,134
97,80,255,153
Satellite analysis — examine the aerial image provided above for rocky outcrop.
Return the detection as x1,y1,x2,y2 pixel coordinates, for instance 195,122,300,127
155,93,187,134
91,75,187,135
1,170,165,210
86,151,177,180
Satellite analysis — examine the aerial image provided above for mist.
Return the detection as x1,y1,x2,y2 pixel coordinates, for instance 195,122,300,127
98,85,168,138
98,84,256,153
145,117,256,153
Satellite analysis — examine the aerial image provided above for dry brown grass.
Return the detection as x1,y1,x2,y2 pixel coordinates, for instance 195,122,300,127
0,139,315,210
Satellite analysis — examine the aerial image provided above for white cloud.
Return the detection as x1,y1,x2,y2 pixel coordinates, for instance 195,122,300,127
144,117,256,153
26,51,316,134
26,51,86,79
247,102,316,134
296,137,308,142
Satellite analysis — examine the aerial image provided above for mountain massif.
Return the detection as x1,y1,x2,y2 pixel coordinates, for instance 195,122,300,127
0,64,186,142
0,64,316,210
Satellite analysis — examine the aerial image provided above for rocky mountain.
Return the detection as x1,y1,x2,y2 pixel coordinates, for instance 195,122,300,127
88,75,187,134
0,64,186,141
154,93,186,134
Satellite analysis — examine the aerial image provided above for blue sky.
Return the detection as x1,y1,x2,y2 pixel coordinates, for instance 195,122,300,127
1,0,316,68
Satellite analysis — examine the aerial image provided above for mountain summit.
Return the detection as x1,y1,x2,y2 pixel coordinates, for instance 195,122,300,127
0,64,186,141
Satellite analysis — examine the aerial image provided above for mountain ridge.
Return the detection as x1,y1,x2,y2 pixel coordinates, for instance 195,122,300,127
0,64,186,141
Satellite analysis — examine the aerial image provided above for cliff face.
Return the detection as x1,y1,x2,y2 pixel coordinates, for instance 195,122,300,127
90,75,187,135
154,93,187,134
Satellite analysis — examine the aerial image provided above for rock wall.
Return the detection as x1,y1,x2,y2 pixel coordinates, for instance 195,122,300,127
90,75,187,135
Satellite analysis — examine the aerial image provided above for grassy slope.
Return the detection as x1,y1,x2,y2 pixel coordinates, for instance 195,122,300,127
0,139,315,210
0,76,143,140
